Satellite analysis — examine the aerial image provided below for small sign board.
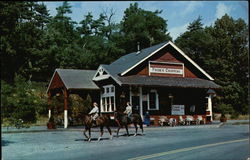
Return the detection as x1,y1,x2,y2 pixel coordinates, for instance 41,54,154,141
150,67,183,75
171,105,185,115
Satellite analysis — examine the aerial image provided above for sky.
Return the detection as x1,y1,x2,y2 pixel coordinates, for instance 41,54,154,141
43,1,249,40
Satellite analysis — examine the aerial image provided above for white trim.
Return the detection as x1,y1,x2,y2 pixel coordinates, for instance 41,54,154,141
149,61,183,65
93,75,110,81
120,41,214,81
48,109,51,119
121,42,170,76
92,65,122,85
93,66,111,81
207,95,213,121
64,110,68,128
100,92,103,112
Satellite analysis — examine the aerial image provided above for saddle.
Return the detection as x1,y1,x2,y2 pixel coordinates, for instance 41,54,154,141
126,115,133,123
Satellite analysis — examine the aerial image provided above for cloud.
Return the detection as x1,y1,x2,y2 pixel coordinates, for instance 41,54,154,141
216,3,232,19
180,1,203,16
169,23,189,40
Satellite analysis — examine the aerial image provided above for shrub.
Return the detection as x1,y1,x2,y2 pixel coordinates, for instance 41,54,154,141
216,103,234,115
69,94,92,125
1,75,43,124
230,112,240,119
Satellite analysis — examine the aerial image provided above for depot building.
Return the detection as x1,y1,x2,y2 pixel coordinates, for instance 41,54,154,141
47,41,220,128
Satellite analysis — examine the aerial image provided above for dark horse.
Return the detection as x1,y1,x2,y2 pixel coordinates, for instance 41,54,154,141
82,114,113,141
114,111,143,137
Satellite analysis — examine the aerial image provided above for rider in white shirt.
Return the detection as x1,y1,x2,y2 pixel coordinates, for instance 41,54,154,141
89,102,99,121
124,102,132,118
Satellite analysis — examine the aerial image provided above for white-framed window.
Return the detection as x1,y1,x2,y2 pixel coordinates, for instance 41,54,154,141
148,89,159,110
101,85,116,112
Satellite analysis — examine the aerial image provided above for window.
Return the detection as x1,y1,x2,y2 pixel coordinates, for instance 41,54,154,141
190,105,195,113
148,90,159,110
101,85,116,112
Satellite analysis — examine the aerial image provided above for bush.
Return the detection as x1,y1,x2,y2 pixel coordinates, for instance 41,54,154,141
69,94,92,125
1,75,48,124
216,103,234,115
230,112,240,119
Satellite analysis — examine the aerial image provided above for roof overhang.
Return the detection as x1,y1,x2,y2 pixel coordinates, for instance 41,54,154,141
118,75,220,89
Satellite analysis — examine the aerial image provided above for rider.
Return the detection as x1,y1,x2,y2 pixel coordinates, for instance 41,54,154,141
124,102,132,121
89,102,99,123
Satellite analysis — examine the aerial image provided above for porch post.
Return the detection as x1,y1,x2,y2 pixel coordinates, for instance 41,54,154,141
139,86,143,120
100,92,103,112
64,89,69,128
129,86,132,105
48,91,52,119
207,94,213,121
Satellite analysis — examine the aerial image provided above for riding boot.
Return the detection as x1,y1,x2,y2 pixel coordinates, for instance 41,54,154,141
93,120,97,127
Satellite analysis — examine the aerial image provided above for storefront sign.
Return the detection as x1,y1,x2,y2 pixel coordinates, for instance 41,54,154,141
171,105,185,115
150,67,183,75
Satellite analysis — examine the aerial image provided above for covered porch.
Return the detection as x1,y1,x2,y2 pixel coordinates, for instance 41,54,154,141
47,69,99,128
116,75,219,125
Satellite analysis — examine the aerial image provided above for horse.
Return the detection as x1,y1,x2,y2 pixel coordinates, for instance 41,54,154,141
114,111,143,137
82,114,113,142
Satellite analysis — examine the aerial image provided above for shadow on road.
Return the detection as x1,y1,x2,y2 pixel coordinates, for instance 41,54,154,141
115,133,144,137
75,137,111,141
2,139,15,146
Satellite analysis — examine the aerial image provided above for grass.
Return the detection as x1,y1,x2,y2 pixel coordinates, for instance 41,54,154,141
213,113,249,120
1,115,48,128
232,121,249,125
34,116,49,126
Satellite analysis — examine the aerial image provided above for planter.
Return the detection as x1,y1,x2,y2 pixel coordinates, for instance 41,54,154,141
47,122,56,129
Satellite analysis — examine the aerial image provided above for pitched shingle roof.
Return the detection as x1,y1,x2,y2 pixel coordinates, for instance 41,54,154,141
47,69,99,92
109,42,167,74
97,41,220,89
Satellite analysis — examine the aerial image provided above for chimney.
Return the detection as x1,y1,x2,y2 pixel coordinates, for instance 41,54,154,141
136,42,140,54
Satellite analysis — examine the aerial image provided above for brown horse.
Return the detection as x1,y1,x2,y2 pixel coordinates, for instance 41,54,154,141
114,111,144,137
82,114,113,141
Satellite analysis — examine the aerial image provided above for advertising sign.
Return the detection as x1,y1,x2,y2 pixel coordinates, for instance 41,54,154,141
150,67,183,75
171,105,185,115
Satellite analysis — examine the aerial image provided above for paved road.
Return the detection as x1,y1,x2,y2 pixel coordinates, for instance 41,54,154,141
2,124,249,160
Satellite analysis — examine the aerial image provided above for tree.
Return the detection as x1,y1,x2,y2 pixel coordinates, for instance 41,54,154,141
119,3,172,53
206,14,248,114
45,1,84,70
175,16,213,67
0,1,51,82
77,11,125,69
175,14,249,114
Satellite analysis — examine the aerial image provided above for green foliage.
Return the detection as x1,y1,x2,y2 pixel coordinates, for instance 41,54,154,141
175,14,248,114
216,103,234,115
69,94,92,124
120,3,172,53
1,75,47,124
